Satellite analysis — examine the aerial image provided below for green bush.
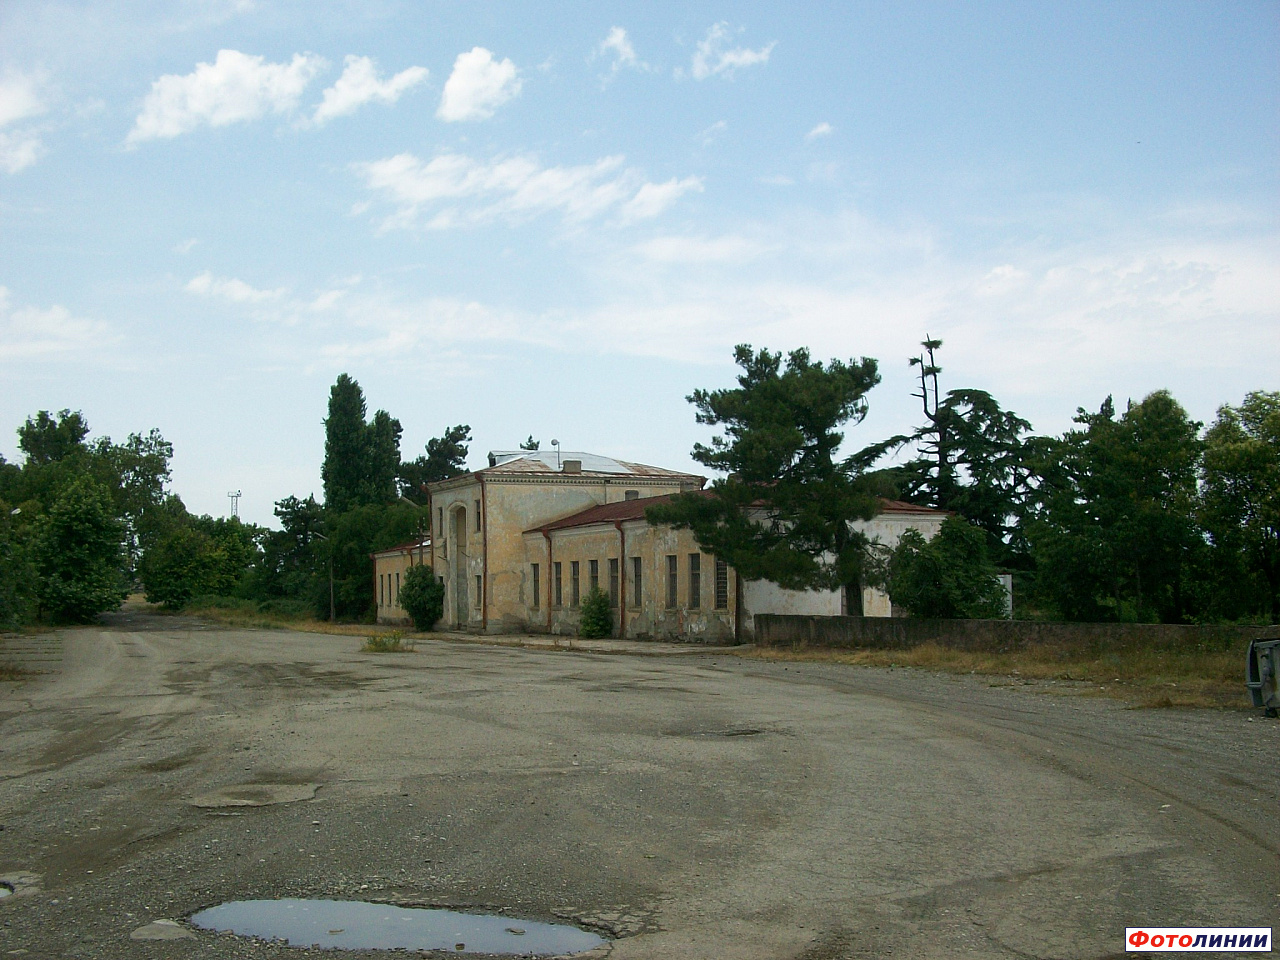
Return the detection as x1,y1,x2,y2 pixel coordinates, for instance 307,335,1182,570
579,586,613,639
398,563,444,631
884,516,1009,619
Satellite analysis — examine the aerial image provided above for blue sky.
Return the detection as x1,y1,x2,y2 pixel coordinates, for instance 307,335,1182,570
3,1,1277,527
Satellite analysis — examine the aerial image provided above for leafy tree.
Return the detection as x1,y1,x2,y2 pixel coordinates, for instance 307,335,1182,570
1024,391,1202,622
17,409,90,465
519,435,540,451
32,474,127,622
323,374,371,513
398,563,444,631
317,502,422,620
647,344,889,593
398,424,472,503
365,409,403,506
321,374,404,512
140,526,224,610
880,516,1008,618
1200,391,1280,622
242,495,325,601
897,338,1032,556
0,497,36,629
579,586,612,638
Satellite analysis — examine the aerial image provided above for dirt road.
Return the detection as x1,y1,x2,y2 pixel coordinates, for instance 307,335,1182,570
1,613,1276,958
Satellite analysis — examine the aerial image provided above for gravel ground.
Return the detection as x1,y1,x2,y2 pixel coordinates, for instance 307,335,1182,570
0,612,1276,959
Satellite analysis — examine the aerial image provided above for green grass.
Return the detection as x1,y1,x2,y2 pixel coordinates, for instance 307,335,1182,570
740,638,1254,709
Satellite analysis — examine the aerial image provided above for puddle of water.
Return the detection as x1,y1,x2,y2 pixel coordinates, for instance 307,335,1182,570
0,884,12,899
189,899,606,954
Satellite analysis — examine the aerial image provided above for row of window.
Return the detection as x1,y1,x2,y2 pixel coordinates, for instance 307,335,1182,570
378,571,401,608
531,555,728,611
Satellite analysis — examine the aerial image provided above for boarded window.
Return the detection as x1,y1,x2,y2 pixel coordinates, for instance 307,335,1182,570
589,558,599,594
608,558,619,608
395,572,400,605
689,554,701,609
437,507,443,533
531,564,540,610
714,559,728,609
666,555,678,609
475,574,482,608
624,490,639,501
631,557,642,609
553,562,563,607
570,561,580,607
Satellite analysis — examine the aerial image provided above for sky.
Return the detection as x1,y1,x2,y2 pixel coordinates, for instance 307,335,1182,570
2,0,1277,528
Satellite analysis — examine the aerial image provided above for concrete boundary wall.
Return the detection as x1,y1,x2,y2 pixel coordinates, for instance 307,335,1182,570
753,614,1280,653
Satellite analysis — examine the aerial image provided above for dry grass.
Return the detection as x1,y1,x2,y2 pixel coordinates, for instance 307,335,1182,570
177,599,427,640
738,640,1252,710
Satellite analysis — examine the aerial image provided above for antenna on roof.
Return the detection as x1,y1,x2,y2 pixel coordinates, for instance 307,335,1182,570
551,439,560,469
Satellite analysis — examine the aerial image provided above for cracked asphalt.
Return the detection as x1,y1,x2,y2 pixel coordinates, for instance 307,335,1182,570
1,611,1277,959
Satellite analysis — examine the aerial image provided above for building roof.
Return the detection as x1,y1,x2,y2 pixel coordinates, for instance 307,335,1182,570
875,499,950,515
527,494,946,536
530,494,679,534
370,536,431,559
483,449,702,479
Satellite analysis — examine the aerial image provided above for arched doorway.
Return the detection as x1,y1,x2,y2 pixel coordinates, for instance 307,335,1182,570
451,506,468,627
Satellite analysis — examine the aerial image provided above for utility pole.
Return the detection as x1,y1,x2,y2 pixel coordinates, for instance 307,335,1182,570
227,490,242,519
312,531,335,622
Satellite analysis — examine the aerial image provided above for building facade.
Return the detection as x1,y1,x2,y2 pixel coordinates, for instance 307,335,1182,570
372,536,430,625
418,448,950,641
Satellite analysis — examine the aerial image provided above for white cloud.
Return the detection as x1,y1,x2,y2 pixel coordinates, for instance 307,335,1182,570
758,174,795,187
312,56,428,125
698,120,727,145
686,23,776,80
354,151,700,229
174,238,199,254
0,286,110,361
634,234,767,265
128,49,325,143
0,70,48,173
596,27,647,82
437,47,521,122
0,71,44,127
619,176,704,222
805,122,833,140
186,271,285,303
0,131,43,174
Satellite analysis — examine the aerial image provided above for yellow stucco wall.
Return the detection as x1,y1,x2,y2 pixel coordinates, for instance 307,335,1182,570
428,471,701,633
373,545,429,625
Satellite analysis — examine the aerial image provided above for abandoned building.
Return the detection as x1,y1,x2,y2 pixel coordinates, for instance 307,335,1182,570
372,447,948,640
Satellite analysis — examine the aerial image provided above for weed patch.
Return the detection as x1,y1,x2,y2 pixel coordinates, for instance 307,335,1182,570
361,631,415,653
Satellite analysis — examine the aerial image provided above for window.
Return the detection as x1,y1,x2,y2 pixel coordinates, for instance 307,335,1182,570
395,572,400,606
531,564,540,610
631,557,642,608
714,559,729,609
553,561,563,607
474,500,481,532
570,561,580,607
666,555,678,609
437,506,443,533
589,559,599,594
475,575,482,608
608,558,619,608
689,554,701,609
624,489,639,501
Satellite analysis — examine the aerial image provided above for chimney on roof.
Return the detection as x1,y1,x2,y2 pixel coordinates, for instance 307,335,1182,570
562,459,582,474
